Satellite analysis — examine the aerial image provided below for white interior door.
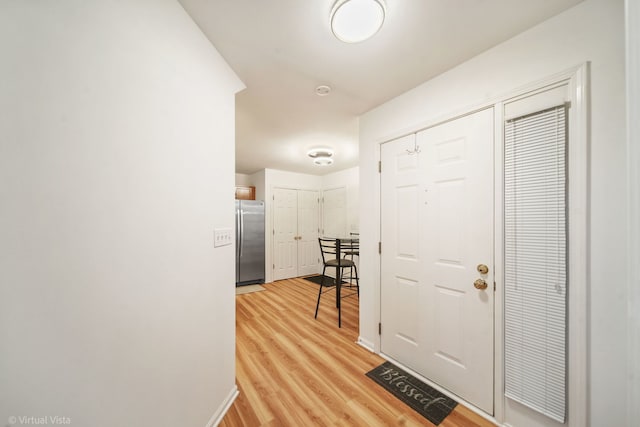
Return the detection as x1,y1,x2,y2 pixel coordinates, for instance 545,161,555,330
273,188,297,280
297,190,320,276
273,188,320,279
381,108,495,413
322,187,347,237
380,133,423,369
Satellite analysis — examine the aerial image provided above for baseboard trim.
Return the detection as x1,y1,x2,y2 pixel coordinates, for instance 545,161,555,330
357,336,375,352
205,385,239,427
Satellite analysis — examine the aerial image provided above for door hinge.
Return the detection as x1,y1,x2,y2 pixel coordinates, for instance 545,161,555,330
378,161,382,173
378,242,382,254
273,264,275,269
378,322,382,335
272,195,275,200
494,281,496,291
273,229,275,235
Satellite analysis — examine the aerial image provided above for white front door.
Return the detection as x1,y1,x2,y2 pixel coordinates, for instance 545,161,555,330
380,108,495,413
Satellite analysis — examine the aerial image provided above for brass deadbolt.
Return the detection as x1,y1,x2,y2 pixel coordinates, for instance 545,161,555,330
477,264,489,274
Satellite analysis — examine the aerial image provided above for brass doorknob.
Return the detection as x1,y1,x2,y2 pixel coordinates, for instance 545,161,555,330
474,279,488,290
477,264,489,274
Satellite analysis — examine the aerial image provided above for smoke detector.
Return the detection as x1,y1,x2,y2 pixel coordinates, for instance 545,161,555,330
315,85,331,96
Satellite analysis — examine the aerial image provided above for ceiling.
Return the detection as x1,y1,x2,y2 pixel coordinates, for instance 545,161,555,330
178,0,583,176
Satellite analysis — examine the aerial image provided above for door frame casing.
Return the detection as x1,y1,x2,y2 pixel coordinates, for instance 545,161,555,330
626,1,640,422
371,63,588,426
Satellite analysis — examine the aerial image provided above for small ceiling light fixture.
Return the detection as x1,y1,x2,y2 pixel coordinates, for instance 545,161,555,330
307,148,334,166
330,0,386,43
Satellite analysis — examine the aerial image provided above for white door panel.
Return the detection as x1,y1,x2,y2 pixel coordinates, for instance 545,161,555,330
297,190,320,276
273,188,298,280
381,109,494,414
272,188,319,279
381,134,423,369
321,187,348,279
322,187,347,238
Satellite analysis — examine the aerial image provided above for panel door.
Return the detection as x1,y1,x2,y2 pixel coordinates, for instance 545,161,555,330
380,134,423,369
273,188,298,280
297,190,320,276
381,108,495,414
322,187,347,238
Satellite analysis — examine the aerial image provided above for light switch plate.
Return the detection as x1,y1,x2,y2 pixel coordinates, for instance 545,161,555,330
214,228,233,247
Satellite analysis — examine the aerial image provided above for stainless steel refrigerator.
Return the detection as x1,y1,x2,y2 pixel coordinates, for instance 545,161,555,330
235,200,265,286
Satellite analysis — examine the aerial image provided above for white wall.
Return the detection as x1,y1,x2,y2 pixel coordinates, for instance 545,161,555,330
250,170,267,202
265,169,324,192
235,173,252,186
0,2,243,427
359,0,626,425
626,0,640,423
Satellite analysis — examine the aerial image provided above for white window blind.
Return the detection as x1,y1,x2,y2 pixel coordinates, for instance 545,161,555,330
504,105,567,423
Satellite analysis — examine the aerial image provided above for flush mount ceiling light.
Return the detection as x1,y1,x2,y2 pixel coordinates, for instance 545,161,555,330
330,0,386,43
307,148,334,166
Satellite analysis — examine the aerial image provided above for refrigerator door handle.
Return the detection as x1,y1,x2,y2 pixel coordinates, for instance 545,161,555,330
239,209,244,257
236,207,241,258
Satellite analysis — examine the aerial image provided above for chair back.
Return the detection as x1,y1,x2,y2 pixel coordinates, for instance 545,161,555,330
318,238,338,265
345,238,359,251
318,237,359,264
348,233,360,251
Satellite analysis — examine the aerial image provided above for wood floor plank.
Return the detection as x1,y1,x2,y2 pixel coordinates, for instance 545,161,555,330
221,277,496,427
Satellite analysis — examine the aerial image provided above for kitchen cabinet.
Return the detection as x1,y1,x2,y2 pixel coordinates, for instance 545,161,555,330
235,185,256,200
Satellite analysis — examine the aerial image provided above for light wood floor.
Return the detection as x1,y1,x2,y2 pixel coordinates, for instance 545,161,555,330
221,277,496,427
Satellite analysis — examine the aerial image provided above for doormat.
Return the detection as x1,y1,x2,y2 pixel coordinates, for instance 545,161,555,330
366,361,458,425
235,284,265,295
303,274,347,286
